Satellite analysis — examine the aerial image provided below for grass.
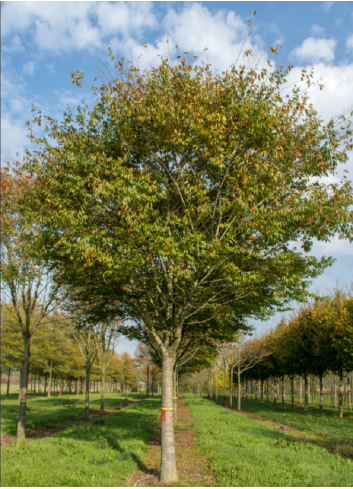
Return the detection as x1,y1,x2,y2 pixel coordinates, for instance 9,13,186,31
1,392,146,436
223,397,353,458
1,396,162,487
184,394,353,487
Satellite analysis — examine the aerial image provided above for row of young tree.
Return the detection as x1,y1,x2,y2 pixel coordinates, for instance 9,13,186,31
183,289,353,418
2,25,353,482
1,304,146,406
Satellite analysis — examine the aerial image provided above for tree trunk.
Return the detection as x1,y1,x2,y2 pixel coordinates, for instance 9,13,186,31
44,374,47,395
266,379,269,402
291,377,294,408
319,374,324,413
152,372,154,397
173,368,177,422
333,375,337,409
215,370,218,401
100,370,105,414
48,361,53,398
6,368,11,396
281,379,285,407
208,372,212,400
146,368,149,397
59,378,63,396
273,379,277,405
160,352,178,484
304,375,308,411
299,377,302,404
260,379,264,402
76,377,80,395
17,336,30,439
229,366,234,407
85,359,90,419
237,368,241,411
223,363,227,405
338,373,344,419
348,376,352,411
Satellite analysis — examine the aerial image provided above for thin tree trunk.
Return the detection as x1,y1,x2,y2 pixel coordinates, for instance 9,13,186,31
319,374,324,413
273,379,277,405
348,376,352,411
299,377,302,404
44,374,47,395
147,368,149,397
223,363,227,405
6,368,11,396
338,373,344,419
266,379,269,402
85,359,90,419
237,367,241,411
100,370,105,414
282,378,285,407
304,375,308,411
48,361,53,398
76,377,79,395
333,375,337,409
160,352,178,484
17,336,30,439
229,366,234,407
173,368,177,422
260,379,264,403
291,377,294,408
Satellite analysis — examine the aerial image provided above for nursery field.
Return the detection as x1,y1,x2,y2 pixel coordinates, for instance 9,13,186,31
1,393,161,487
185,394,353,487
2,392,353,487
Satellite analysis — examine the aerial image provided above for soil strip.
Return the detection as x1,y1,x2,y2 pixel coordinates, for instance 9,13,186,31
126,396,217,487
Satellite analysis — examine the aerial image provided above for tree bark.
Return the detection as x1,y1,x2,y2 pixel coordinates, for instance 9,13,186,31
348,376,352,411
17,336,30,439
281,379,285,407
160,352,178,484
273,379,277,405
6,368,11,396
260,379,264,403
173,368,177,422
229,366,234,407
146,368,149,397
291,377,294,408
44,374,47,395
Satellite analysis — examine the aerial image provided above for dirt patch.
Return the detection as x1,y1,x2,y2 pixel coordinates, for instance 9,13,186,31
126,397,217,487
0,399,143,446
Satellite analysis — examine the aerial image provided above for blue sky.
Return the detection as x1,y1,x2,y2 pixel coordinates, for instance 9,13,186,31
2,1,353,354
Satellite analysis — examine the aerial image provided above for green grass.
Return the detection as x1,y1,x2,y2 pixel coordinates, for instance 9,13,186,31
184,394,353,487
1,396,162,487
1,392,146,436
223,397,353,456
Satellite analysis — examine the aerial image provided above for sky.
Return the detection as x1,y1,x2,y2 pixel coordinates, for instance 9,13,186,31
2,1,353,355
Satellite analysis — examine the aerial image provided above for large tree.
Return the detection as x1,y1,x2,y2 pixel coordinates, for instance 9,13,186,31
20,44,353,481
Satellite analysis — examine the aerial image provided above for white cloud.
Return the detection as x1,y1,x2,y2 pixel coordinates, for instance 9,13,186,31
311,24,325,36
291,37,336,63
2,34,25,53
1,2,157,54
22,61,35,76
347,34,353,51
322,1,334,12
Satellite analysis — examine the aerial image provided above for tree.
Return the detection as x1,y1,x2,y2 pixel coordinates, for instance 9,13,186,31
230,334,271,411
95,322,121,413
22,41,353,481
0,305,23,396
1,171,63,438
135,343,153,397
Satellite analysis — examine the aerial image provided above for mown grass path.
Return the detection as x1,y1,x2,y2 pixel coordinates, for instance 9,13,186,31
127,396,216,487
1,396,161,487
184,394,353,487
